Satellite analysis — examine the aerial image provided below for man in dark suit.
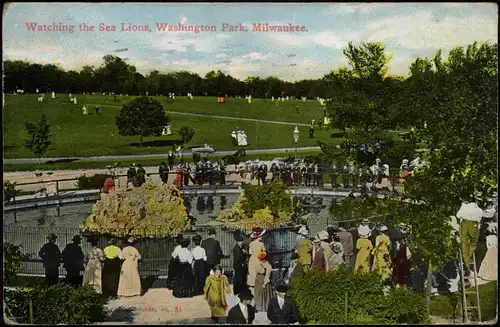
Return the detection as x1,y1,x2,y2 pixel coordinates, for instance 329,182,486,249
232,231,249,296
201,227,224,271
227,288,255,324
284,253,303,283
267,279,299,324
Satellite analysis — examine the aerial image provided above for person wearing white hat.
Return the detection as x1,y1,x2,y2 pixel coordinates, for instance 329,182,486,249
247,228,267,295
456,200,487,275
295,225,313,271
355,225,373,273
372,225,391,281
477,222,497,283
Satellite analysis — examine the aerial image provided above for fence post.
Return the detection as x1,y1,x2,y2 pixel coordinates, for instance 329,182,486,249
55,180,59,196
29,298,33,323
345,291,348,324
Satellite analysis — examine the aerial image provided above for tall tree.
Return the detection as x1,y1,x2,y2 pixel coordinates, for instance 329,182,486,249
115,97,170,147
24,114,52,161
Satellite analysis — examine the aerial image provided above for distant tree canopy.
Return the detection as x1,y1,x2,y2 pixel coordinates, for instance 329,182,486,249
115,97,169,147
4,55,329,98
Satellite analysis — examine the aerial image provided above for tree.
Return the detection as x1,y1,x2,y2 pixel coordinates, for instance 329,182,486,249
179,126,195,144
24,114,52,161
115,96,169,147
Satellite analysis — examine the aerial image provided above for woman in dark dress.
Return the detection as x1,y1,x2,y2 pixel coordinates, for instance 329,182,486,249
191,235,209,296
166,234,183,289
392,238,411,289
102,239,122,298
172,237,195,298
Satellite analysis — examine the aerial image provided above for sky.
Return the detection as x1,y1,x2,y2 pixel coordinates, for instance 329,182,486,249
2,2,498,81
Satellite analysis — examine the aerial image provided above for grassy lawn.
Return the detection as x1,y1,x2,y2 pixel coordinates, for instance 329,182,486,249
3,149,322,172
4,94,334,159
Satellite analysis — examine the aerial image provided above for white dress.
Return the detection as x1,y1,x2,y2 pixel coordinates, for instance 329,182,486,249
478,235,497,281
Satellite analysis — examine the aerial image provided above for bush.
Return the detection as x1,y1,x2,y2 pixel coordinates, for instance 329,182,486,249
3,242,33,286
289,265,430,324
430,281,498,322
76,174,109,190
179,126,195,144
4,283,108,324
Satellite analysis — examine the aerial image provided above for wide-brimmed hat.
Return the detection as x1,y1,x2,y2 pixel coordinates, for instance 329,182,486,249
379,225,388,232
127,237,136,244
358,225,371,238
332,242,343,254
315,231,329,242
297,225,309,236
238,288,254,301
47,233,57,241
251,227,266,239
72,235,82,242
274,279,289,293
208,227,217,236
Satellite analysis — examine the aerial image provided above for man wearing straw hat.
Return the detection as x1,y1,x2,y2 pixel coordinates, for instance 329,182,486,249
311,231,330,271
39,233,62,286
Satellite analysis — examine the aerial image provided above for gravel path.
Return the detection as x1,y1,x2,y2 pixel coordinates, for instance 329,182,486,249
100,287,271,325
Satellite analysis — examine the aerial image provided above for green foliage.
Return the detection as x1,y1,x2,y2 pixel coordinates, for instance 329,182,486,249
4,180,19,202
115,96,170,146
430,281,498,322
329,196,458,266
76,174,109,190
240,181,294,218
179,125,195,144
3,242,33,286
24,114,52,160
289,265,430,324
81,182,192,237
4,283,107,324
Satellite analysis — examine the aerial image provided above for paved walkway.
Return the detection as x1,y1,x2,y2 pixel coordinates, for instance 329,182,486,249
101,287,271,325
4,146,321,164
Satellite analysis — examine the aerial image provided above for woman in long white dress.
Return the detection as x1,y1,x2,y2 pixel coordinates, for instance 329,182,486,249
83,238,105,293
478,222,497,282
117,237,142,297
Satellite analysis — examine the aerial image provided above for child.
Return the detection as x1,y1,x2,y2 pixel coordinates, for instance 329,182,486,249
204,265,232,323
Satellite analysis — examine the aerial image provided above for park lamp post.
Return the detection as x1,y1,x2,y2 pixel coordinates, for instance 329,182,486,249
293,126,300,157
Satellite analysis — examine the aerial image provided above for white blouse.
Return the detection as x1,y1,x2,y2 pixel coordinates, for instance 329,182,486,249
486,235,498,249
171,245,181,258
177,247,194,264
192,246,207,261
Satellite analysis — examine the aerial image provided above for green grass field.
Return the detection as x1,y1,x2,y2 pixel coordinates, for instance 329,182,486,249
4,94,335,159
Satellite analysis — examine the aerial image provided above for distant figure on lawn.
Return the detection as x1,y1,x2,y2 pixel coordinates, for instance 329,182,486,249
62,235,84,287
39,233,62,286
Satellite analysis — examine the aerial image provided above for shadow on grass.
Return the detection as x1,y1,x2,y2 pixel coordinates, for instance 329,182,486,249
106,306,137,323
130,139,181,147
3,145,18,152
45,158,80,164
329,131,344,138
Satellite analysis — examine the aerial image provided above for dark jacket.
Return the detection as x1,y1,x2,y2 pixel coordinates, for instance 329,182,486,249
227,303,255,324
285,262,304,281
232,244,248,270
201,237,224,267
267,295,299,324
39,242,62,270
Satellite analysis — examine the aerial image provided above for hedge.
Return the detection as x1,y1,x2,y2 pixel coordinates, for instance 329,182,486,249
76,174,109,190
430,280,498,322
289,264,430,324
4,283,108,324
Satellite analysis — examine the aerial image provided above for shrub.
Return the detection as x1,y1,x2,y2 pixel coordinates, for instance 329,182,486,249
76,174,109,190
289,265,430,324
3,242,33,286
179,126,195,144
4,283,108,324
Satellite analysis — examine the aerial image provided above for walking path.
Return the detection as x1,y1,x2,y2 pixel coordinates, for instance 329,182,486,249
4,146,321,164
85,103,312,127
100,286,271,325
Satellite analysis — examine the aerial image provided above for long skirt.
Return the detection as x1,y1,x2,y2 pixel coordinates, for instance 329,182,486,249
166,257,179,289
102,258,122,297
478,247,498,281
392,258,409,286
233,266,249,296
193,259,208,296
173,262,194,298
254,273,273,312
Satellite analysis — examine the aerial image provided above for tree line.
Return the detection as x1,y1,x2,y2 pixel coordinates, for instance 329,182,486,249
4,55,329,98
